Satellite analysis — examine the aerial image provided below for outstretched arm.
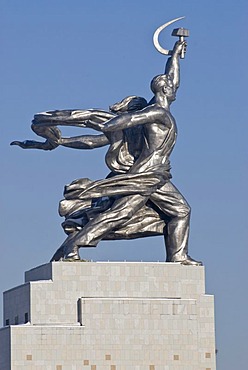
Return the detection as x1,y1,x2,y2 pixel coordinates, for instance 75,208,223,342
10,139,59,150
11,133,109,150
164,40,186,91
10,124,61,150
59,134,109,149
11,109,113,150
32,113,110,149
98,106,165,132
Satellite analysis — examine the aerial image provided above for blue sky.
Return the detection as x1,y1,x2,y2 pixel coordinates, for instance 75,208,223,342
1,1,248,368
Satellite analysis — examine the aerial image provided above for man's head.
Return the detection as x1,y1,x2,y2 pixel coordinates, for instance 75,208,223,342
110,95,147,114
150,74,176,103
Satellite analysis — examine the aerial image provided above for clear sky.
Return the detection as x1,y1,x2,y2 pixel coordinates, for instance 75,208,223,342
1,1,248,368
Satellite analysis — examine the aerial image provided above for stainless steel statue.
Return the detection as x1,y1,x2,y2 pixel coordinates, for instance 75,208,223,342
11,18,202,265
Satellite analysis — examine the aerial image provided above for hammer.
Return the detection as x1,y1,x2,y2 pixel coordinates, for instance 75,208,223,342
171,28,189,59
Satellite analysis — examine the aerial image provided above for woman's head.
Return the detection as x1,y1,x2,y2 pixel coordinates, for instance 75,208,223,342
110,95,147,114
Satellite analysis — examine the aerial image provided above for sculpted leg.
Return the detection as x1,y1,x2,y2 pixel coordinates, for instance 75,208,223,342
164,204,191,262
150,181,202,265
62,194,147,260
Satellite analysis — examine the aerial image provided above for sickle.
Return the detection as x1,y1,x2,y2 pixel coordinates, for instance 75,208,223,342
153,17,185,55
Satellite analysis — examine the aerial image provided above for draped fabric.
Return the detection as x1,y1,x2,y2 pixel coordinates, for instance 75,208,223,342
59,175,168,240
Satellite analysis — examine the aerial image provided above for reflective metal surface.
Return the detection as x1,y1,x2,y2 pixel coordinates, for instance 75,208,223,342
11,20,202,266
153,17,185,55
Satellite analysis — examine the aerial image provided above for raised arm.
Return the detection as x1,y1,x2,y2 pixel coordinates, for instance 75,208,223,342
164,40,186,91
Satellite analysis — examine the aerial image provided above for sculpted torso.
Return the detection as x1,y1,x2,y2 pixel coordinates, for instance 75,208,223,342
130,109,177,174
102,105,178,175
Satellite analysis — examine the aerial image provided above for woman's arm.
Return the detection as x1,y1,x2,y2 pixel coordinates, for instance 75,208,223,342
59,134,109,149
11,109,112,150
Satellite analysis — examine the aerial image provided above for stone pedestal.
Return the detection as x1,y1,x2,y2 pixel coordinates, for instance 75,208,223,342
0,262,216,369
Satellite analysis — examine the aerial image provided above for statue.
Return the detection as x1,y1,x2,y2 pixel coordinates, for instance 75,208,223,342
11,18,202,266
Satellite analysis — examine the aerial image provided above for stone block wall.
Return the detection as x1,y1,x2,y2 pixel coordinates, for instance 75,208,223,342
0,262,216,369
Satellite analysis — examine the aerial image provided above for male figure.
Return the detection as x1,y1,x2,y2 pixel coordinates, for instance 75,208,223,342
59,40,201,265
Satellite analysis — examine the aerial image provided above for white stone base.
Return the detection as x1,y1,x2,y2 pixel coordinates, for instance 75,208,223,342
0,262,216,369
